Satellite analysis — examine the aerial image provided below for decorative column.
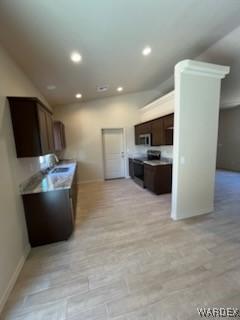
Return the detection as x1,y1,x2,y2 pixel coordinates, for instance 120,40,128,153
171,60,230,220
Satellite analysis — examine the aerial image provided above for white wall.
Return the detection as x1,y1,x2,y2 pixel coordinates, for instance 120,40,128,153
156,25,240,108
0,44,51,312
140,91,174,122
217,106,240,171
197,25,240,108
53,90,160,182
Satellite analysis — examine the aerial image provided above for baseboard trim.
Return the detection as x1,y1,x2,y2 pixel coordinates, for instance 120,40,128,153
171,207,214,221
77,177,132,184
0,244,30,314
77,179,104,185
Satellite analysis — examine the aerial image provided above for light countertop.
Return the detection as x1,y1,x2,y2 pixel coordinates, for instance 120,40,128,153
20,161,77,195
143,160,172,166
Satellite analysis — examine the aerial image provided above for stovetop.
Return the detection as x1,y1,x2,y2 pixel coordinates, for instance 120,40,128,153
133,157,148,162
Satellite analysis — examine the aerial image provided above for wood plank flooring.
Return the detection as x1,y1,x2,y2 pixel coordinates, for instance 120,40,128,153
1,170,240,319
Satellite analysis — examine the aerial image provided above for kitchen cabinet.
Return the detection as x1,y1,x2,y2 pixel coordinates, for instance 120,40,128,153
151,118,164,146
128,158,134,178
53,121,66,151
144,163,172,194
22,165,78,247
162,114,174,145
135,122,152,145
8,97,55,157
37,105,49,154
46,111,55,152
134,113,174,146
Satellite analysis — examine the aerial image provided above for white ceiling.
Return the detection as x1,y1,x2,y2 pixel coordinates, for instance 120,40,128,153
0,0,240,105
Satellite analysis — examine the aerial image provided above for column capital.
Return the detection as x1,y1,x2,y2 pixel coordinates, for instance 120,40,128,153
175,59,230,79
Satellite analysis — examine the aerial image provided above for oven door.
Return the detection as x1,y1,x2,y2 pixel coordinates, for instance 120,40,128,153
133,159,145,187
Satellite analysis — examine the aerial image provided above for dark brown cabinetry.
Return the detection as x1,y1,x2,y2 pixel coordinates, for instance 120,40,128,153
144,164,172,195
135,122,152,145
134,113,174,146
8,97,55,157
46,112,55,152
162,114,174,145
53,121,66,151
22,166,78,247
151,118,164,146
128,158,134,178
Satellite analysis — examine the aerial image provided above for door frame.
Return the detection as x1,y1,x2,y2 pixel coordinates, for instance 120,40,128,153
101,128,127,180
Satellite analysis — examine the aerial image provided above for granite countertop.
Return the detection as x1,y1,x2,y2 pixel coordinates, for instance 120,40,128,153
143,159,172,166
20,161,77,195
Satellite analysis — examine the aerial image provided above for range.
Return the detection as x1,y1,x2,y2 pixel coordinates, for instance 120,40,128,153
129,150,172,194
132,150,161,187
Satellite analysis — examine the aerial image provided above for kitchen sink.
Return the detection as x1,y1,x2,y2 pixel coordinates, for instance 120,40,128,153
51,167,69,173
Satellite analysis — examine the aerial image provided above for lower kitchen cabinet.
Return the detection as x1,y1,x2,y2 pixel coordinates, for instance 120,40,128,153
22,170,78,247
128,158,134,178
144,164,172,194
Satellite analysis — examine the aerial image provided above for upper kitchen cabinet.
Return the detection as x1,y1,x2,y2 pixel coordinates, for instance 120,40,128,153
135,122,152,145
162,113,174,145
134,113,174,146
53,121,66,151
151,118,164,146
8,97,54,157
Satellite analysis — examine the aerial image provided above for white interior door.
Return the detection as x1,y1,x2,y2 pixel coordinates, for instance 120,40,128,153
102,128,125,179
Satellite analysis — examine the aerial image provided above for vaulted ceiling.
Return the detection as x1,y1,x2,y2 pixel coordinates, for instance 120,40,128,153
0,0,240,105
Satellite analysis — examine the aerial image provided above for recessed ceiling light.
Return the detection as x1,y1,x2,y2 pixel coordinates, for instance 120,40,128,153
47,85,56,90
117,87,123,92
142,46,152,56
75,93,82,99
70,51,82,63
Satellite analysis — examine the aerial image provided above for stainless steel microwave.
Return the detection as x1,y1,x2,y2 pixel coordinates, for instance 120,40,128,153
138,134,151,146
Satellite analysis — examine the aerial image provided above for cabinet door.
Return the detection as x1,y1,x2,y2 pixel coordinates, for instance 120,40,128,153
139,122,151,134
68,167,78,223
163,114,174,145
135,125,141,145
54,121,66,151
144,164,156,192
128,158,134,178
37,106,49,155
60,123,66,149
135,122,152,145
151,118,164,146
71,170,78,219
45,112,54,153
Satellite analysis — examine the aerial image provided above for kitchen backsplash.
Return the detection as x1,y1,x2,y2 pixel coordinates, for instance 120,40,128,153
135,145,173,159
17,154,55,185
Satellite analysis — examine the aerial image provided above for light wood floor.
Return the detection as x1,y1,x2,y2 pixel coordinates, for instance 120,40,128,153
1,170,240,319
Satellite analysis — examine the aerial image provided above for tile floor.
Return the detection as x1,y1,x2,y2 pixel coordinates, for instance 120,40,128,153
1,170,240,319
